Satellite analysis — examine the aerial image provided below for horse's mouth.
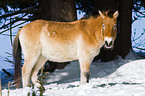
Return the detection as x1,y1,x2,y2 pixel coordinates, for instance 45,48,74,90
104,44,114,50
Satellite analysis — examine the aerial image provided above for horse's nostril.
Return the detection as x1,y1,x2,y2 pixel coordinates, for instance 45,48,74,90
109,41,113,46
105,41,113,47
105,41,108,46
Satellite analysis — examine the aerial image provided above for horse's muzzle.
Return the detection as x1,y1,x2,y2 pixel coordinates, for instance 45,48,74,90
104,37,114,49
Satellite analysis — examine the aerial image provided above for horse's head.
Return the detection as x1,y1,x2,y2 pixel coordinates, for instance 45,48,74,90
99,10,119,49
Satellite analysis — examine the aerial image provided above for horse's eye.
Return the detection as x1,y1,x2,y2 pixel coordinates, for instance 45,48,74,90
102,24,105,29
114,24,117,29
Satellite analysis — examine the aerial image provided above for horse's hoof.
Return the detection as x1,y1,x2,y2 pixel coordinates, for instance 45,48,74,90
23,87,33,96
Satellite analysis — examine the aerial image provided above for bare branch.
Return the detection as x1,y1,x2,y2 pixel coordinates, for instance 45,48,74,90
132,29,145,42
2,68,12,77
135,46,145,50
10,18,13,45
0,13,28,30
132,27,145,51
0,5,39,18
0,21,27,35
4,57,14,64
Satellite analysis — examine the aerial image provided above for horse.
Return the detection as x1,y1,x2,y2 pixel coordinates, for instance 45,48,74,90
13,10,118,91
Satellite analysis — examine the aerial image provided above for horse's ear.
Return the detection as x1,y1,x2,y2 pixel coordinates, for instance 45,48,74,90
98,10,105,19
113,11,119,19
105,10,110,16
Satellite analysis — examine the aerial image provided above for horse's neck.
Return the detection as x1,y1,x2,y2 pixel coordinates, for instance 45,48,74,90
89,16,103,29
86,17,104,43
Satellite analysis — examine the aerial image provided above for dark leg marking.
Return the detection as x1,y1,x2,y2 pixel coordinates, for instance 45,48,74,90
85,72,90,83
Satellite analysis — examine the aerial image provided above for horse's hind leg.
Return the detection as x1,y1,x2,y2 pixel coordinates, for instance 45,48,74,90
31,55,47,88
22,54,40,88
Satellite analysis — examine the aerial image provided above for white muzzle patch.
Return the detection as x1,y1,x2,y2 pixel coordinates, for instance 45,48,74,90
104,37,114,49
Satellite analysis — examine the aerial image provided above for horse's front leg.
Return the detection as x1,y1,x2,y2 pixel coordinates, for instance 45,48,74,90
79,57,92,84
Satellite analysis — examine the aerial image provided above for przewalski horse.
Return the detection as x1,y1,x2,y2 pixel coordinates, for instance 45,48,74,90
13,10,118,90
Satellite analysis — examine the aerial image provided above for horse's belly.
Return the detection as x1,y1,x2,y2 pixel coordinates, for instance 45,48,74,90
41,43,78,62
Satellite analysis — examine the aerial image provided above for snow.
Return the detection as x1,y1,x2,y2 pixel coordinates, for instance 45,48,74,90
22,87,33,96
1,51,145,96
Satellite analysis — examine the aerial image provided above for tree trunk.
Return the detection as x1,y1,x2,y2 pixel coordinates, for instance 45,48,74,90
38,0,77,72
38,0,77,21
92,0,118,11
117,0,132,58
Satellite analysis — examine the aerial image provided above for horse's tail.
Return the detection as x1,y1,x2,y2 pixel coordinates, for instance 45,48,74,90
13,29,22,87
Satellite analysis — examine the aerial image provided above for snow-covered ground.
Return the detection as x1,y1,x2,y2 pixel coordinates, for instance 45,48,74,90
1,51,145,96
